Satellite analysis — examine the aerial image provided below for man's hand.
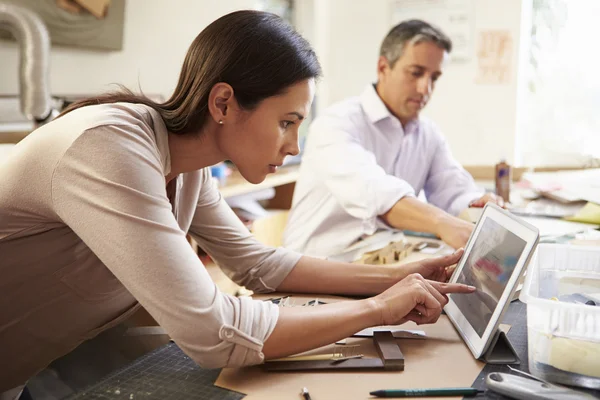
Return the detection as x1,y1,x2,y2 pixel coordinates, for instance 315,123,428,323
401,248,464,282
469,192,505,208
436,215,473,250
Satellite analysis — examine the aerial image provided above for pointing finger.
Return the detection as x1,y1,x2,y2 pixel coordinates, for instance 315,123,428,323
429,281,476,295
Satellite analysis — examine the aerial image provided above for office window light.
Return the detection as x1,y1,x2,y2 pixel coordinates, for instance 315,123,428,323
518,0,600,167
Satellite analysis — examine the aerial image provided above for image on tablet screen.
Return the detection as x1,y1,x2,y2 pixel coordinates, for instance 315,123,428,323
453,218,526,336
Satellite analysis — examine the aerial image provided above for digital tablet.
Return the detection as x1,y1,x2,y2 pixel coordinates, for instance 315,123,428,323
444,203,539,360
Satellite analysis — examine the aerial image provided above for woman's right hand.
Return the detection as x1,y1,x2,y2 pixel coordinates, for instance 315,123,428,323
372,273,476,326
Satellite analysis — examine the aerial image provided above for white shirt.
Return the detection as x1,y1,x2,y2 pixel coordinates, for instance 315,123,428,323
284,84,483,257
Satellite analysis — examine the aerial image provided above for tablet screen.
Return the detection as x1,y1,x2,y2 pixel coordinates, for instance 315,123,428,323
452,217,527,336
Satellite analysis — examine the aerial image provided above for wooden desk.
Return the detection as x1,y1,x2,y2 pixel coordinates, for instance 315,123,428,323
69,231,600,400
71,225,600,399
67,300,600,400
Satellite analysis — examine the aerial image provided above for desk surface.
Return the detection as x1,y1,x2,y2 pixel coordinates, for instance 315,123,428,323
217,164,300,199
64,301,600,400
215,164,590,200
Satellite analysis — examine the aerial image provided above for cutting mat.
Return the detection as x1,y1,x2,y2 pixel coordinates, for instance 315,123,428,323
65,342,243,400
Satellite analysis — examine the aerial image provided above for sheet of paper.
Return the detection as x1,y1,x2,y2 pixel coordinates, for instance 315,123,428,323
509,198,585,218
460,207,599,237
521,217,599,238
475,30,513,85
521,169,600,204
215,295,488,400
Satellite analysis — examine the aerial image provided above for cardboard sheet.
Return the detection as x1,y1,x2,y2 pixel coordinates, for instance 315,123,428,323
215,295,490,400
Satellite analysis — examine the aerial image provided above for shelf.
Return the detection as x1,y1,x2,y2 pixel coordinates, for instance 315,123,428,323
217,164,300,199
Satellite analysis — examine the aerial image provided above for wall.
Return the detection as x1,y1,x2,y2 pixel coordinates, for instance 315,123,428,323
0,0,255,98
0,0,528,165
308,0,528,166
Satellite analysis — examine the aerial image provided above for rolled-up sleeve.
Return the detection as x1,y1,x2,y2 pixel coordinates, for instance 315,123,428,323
304,117,415,228
51,124,289,368
424,131,483,216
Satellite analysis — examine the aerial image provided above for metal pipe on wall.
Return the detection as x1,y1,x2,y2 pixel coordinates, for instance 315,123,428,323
0,2,54,124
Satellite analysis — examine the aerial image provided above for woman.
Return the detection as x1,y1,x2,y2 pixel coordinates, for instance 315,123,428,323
0,10,474,397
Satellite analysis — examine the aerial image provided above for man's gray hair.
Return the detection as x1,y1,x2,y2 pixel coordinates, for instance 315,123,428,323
380,19,452,67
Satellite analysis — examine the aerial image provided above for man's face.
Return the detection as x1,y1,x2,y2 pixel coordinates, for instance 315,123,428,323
219,79,315,184
376,41,448,125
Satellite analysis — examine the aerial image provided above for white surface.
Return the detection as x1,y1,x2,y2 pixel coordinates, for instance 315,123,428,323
445,203,539,359
521,217,598,238
509,198,585,218
462,206,599,237
0,123,33,133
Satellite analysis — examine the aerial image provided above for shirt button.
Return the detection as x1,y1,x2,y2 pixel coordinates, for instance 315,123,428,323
224,329,234,339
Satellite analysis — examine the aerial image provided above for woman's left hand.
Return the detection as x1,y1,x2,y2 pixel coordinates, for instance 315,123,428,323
398,248,464,283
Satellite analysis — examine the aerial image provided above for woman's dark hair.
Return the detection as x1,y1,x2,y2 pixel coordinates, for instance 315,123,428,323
59,10,322,135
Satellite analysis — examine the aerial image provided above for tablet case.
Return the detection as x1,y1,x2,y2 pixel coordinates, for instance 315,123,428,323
480,329,520,365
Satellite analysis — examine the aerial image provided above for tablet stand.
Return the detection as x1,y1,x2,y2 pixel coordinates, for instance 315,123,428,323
480,329,520,364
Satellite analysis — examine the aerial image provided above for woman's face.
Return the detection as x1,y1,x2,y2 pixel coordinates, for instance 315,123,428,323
221,79,315,184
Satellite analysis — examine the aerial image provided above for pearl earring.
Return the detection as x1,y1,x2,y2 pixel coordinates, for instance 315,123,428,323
218,120,224,125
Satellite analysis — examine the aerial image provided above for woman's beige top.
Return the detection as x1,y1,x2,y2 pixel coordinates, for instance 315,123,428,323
0,103,301,391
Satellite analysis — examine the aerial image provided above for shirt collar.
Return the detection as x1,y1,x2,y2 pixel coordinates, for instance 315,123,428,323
360,84,391,124
360,84,420,135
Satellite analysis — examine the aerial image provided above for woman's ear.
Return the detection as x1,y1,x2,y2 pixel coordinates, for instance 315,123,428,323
208,82,235,124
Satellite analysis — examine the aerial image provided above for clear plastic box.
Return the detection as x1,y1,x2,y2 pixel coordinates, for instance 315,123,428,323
520,244,600,389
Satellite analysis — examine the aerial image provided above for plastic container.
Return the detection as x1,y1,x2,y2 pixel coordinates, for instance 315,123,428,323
520,244,600,389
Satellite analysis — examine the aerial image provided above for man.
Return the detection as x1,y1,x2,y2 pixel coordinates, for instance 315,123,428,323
284,19,503,258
